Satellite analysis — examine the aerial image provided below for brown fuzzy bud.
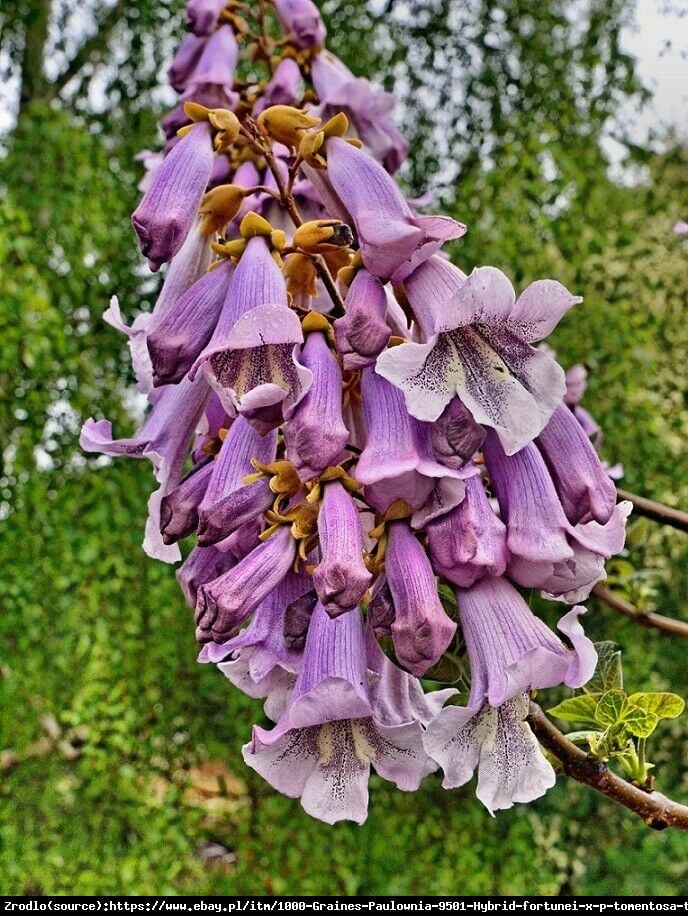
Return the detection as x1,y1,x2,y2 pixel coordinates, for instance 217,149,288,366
256,105,321,148
284,253,318,304
293,219,353,254
199,184,247,237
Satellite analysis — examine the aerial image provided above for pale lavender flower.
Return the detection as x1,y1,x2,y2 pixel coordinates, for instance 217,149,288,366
456,575,597,706
284,331,349,479
311,51,408,172
132,122,215,271
673,219,688,235
321,137,465,283
312,481,371,616
243,604,437,824
427,472,508,588
384,520,457,677
186,24,239,91
423,693,556,814
273,0,326,48
377,262,580,453
333,270,390,370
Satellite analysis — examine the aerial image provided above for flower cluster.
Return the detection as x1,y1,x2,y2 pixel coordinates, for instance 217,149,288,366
81,0,630,823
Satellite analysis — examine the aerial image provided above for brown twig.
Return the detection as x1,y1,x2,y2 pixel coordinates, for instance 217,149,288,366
527,702,688,830
617,488,688,534
592,584,688,639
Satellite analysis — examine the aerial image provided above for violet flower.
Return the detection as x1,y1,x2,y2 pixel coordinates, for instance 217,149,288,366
536,403,617,525
311,51,408,173
427,472,508,588
312,480,371,617
147,258,233,386
377,262,580,453
384,521,457,677
160,457,213,544
254,58,302,115
321,137,465,283
197,417,278,545
193,236,312,434
177,544,236,608
243,604,437,824
355,368,468,527
132,121,215,271
186,0,227,35
80,372,210,562
273,0,326,48
284,331,349,479
195,526,296,643
333,269,391,370
169,33,206,92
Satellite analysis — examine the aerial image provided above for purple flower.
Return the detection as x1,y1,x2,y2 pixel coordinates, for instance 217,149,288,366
185,0,227,35
377,263,580,453
194,236,312,434
147,258,233,386
536,403,616,525
186,24,238,90
254,58,302,115
483,430,631,601
273,0,326,48
243,604,437,824
197,417,278,545
200,571,312,718
311,51,408,172
457,575,597,707
384,521,457,677
160,457,213,544
423,693,556,814
322,138,465,283
430,398,485,471
427,472,508,588
80,373,210,562
177,545,236,607
284,331,348,479
564,364,602,443
673,219,688,235
333,269,391,370
195,526,296,642
312,480,371,616
169,33,206,92
132,122,215,271
354,369,467,527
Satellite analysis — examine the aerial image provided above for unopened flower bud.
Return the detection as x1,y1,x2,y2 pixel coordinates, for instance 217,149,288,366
239,210,274,238
284,253,318,303
293,219,353,254
256,105,320,148
199,184,247,236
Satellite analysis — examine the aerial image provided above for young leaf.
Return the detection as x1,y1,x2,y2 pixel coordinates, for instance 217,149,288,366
548,694,601,727
584,641,623,693
595,689,627,728
628,692,685,721
622,704,659,738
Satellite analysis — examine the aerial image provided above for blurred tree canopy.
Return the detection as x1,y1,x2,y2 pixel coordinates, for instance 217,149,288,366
1,0,687,896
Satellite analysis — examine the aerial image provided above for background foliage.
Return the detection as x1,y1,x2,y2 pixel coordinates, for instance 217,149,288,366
1,0,687,896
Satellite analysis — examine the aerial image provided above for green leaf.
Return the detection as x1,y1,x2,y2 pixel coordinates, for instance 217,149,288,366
585,641,623,693
548,694,601,727
595,689,627,727
622,704,659,738
628,692,685,720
